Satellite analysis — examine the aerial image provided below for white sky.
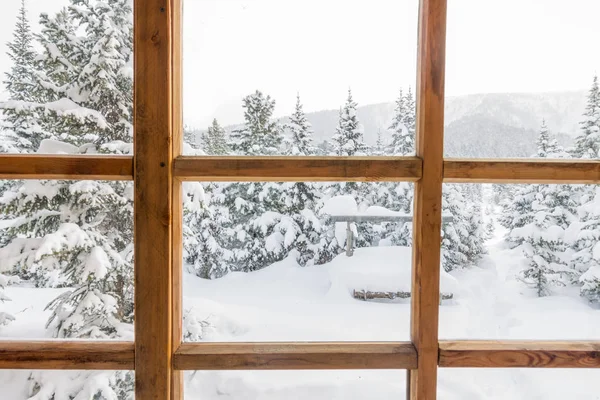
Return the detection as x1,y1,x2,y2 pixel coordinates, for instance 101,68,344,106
0,0,599,127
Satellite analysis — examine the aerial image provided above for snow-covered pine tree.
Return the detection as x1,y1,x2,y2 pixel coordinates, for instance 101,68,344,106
388,88,415,156
570,187,600,302
230,90,282,155
502,123,575,295
0,1,135,397
202,119,229,155
331,89,367,157
1,0,40,153
371,88,416,247
441,184,470,271
374,129,386,156
403,86,416,144
573,76,600,159
277,94,323,266
285,93,315,156
183,182,231,279
327,90,376,247
218,91,298,272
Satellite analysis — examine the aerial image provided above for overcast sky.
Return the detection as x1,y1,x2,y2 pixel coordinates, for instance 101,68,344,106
1,0,599,127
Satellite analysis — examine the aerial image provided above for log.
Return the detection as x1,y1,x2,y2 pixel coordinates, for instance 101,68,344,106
353,289,453,302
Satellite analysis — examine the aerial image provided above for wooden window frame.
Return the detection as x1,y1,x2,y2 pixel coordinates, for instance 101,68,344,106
0,0,598,399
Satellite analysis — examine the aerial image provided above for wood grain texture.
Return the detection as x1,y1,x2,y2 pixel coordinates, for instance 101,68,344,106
173,342,417,370
170,0,183,398
134,0,174,398
444,159,600,183
439,341,600,368
409,0,448,399
0,341,134,370
173,156,422,182
0,154,133,180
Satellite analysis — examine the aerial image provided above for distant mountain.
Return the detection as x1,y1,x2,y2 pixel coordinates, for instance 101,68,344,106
190,90,587,158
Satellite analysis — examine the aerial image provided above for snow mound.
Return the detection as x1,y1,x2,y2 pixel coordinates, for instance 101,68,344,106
325,246,458,294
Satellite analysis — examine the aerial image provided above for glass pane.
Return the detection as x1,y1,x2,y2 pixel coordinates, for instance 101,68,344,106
0,179,134,340
185,370,405,399
0,0,133,154
439,183,599,340
0,370,134,399
439,368,599,400
181,180,416,341
183,0,418,156
445,0,600,158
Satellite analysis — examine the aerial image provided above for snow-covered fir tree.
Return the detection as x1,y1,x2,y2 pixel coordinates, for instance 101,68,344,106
331,89,367,156
373,130,386,156
285,93,315,156
183,182,230,279
0,1,135,397
573,76,600,159
202,119,229,155
441,184,471,271
502,124,576,295
278,94,323,265
218,92,298,272
230,90,282,155
387,88,415,156
1,0,39,153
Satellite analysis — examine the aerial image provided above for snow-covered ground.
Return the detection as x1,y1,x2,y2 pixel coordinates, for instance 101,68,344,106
1,228,599,399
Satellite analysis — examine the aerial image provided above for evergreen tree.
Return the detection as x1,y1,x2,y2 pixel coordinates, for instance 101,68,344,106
0,1,135,397
183,182,230,279
571,187,600,302
1,0,40,153
218,92,293,272
536,119,561,158
388,88,415,155
285,93,315,156
277,95,322,265
573,76,600,158
374,129,386,155
502,125,576,295
331,89,366,156
201,119,229,155
230,90,282,155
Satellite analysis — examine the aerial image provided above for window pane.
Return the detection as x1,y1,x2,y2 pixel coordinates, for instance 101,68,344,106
185,370,405,399
1,370,134,399
439,368,599,400
0,0,133,155
183,0,418,156
0,179,134,340
444,0,600,158
181,180,416,341
439,183,599,340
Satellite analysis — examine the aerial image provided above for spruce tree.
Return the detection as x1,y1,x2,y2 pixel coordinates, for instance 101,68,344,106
218,92,294,272
1,0,39,153
285,93,315,156
331,89,366,156
502,125,575,295
230,90,282,155
374,130,386,155
573,76,600,158
279,95,322,265
201,119,229,155
183,182,230,279
388,88,415,155
0,1,135,397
